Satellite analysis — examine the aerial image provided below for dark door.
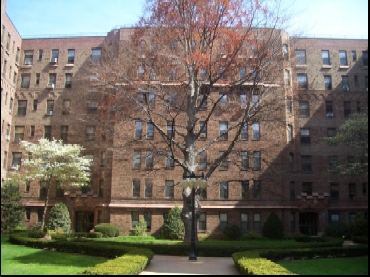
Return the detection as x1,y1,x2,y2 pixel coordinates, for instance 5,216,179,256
299,212,317,236
75,211,94,232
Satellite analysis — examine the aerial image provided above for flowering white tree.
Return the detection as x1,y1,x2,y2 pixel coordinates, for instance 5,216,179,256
12,139,92,231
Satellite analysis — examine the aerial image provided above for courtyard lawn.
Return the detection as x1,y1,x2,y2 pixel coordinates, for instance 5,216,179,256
1,236,107,275
277,256,368,275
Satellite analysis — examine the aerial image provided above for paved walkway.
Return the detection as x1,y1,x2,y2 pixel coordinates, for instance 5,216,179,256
140,255,241,275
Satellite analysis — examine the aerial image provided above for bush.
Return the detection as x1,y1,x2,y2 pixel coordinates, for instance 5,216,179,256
94,223,120,237
348,213,368,238
161,206,185,240
223,224,242,240
242,231,262,240
27,230,46,238
262,211,284,239
88,232,103,238
324,222,349,238
132,219,148,236
46,203,71,233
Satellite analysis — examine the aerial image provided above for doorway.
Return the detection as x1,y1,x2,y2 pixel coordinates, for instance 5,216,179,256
299,212,317,236
75,211,94,232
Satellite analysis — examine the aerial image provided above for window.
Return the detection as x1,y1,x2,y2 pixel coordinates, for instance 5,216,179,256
253,180,261,200
61,126,68,142
300,129,310,144
35,73,40,85
67,49,75,63
241,213,248,232
253,213,261,231
291,212,296,232
65,74,72,88
287,124,293,142
169,68,177,80
365,76,368,91
131,212,139,228
165,180,174,198
219,92,227,107
349,212,357,223
252,95,259,109
240,93,247,109
145,179,153,197
299,101,309,117
88,99,98,113
327,128,336,138
2,60,7,77
46,100,54,115
168,94,175,107
39,181,47,198
347,155,355,168
240,124,248,140
297,73,308,89
6,124,10,138
25,181,30,193
351,50,357,61
290,181,295,200
85,126,95,141
301,155,312,173
219,151,228,170
284,69,290,85
98,180,104,197
147,122,154,139
17,100,27,116
349,183,356,200
252,123,260,140
135,121,143,139
167,121,175,138
302,182,312,195
220,121,228,140
133,151,141,169
144,212,151,231
140,40,146,54
13,71,17,85
30,126,35,137
38,49,43,60
145,151,153,169
324,75,332,90
165,152,174,169
6,33,10,50
14,126,24,142
199,213,206,231
339,50,348,66
56,183,64,198
253,151,261,170
91,48,101,62
138,65,145,80
11,152,22,170
354,75,359,88
220,181,228,199
24,50,33,65
241,181,249,199
322,50,330,65
295,50,306,64
3,151,7,169
329,156,338,170
326,101,334,117
362,182,367,196
9,98,13,113
219,213,228,231
62,100,70,115
133,179,140,197
329,212,339,223
49,73,56,85
344,101,351,117
100,152,105,168
330,183,339,201
199,151,207,171
51,49,59,62
199,121,207,138
44,126,52,140
16,47,20,63
149,66,156,80
21,74,31,88
241,152,248,170
289,153,294,170
363,51,368,66
342,76,350,91
32,100,37,111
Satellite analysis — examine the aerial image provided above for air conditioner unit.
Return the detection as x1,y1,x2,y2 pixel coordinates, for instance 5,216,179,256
47,83,54,89
200,133,206,138
327,112,334,118
6,135,10,141
343,86,350,91
11,165,19,170
46,111,53,116
50,58,58,63
24,60,32,65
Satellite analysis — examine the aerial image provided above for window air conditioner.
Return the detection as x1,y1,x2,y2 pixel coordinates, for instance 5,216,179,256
11,165,19,170
50,58,58,63
200,133,206,138
6,135,10,141
46,111,53,116
24,60,32,65
327,112,334,118
47,83,54,89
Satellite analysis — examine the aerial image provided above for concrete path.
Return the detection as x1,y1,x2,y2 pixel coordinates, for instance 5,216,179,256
140,255,241,275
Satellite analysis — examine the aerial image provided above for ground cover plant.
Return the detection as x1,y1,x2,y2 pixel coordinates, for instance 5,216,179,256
1,236,107,275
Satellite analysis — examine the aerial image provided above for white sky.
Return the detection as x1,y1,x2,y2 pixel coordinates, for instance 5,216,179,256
5,0,368,39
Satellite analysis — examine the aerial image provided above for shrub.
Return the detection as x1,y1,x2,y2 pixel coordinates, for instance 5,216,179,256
324,222,349,238
262,211,284,239
348,213,368,238
242,231,262,240
88,232,103,238
46,203,71,233
94,223,120,237
161,206,184,240
223,224,243,240
27,230,45,238
132,219,148,236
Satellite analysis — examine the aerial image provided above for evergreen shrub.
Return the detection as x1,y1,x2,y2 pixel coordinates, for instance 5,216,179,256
161,206,184,240
46,203,71,233
223,224,243,240
132,219,148,236
94,223,120,237
262,211,284,239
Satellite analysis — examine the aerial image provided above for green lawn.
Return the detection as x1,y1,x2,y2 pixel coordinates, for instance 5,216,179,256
277,256,368,275
1,236,107,275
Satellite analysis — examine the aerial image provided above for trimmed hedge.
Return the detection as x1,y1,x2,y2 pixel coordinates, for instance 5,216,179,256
94,223,120,237
27,230,46,238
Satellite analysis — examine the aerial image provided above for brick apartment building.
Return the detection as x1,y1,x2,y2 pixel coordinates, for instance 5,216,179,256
1,0,368,236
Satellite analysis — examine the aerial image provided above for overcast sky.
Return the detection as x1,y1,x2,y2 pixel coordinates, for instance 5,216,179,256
5,0,368,39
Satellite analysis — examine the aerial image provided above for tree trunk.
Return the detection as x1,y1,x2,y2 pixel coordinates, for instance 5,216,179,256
40,181,51,231
182,186,201,244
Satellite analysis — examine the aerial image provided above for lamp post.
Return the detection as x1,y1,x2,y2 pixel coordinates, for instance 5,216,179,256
180,171,207,261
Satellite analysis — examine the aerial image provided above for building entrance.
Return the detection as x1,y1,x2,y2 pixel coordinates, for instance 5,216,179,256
75,211,94,232
299,212,317,236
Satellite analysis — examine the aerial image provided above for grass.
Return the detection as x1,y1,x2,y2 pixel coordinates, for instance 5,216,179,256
1,236,107,275
277,256,368,275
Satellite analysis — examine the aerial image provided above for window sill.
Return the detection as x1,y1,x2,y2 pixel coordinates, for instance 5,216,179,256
339,65,349,69
295,64,307,68
65,63,74,67
321,65,332,69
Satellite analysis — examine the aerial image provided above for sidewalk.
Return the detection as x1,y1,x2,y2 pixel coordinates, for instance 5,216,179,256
139,255,241,275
